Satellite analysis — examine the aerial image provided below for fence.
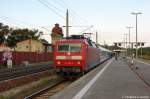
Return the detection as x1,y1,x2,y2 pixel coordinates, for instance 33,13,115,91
0,52,53,65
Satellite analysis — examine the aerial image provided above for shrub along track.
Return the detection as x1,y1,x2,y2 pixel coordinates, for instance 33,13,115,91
24,79,74,99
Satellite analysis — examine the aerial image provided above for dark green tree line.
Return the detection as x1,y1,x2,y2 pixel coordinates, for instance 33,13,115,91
138,47,150,55
0,22,40,47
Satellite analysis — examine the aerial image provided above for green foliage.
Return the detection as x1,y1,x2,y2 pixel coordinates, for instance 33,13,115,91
0,23,9,44
0,22,40,47
138,47,150,56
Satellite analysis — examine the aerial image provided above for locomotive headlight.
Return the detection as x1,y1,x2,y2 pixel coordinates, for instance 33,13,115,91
77,61,81,64
57,61,60,64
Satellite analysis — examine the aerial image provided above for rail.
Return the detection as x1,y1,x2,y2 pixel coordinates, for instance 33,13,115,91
24,79,73,99
0,64,52,81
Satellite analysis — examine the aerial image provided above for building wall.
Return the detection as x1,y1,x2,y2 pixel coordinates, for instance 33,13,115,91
16,40,44,52
0,52,53,65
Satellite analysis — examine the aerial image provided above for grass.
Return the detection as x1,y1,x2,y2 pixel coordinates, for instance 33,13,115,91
139,55,150,60
0,75,60,99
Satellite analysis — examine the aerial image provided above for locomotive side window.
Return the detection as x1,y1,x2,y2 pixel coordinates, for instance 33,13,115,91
58,43,81,52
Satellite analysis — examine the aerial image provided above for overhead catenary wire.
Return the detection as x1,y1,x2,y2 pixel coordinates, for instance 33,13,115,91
80,25,94,33
0,16,53,35
44,0,81,26
53,0,77,25
1,16,38,28
2,0,67,30
59,0,90,25
41,0,65,14
59,0,94,33
44,0,91,27
0,16,25,29
37,0,81,33
38,0,95,34
38,0,65,19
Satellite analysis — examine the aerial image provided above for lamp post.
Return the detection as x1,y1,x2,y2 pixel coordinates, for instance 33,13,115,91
96,31,98,45
126,26,133,56
131,12,142,59
126,26,133,49
124,33,128,56
66,9,69,37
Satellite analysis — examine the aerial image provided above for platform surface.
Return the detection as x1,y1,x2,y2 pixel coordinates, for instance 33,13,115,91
49,58,150,99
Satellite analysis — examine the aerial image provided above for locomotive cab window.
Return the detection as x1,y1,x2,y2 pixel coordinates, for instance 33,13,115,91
58,43,81,52
70,44,81,52
58,44,69,52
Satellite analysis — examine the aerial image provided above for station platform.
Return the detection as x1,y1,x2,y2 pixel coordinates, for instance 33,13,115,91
49,58,150,99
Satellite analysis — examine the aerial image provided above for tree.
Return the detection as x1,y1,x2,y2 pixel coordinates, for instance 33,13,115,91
0,23,10,45
0,22,40,47
7,29,40,47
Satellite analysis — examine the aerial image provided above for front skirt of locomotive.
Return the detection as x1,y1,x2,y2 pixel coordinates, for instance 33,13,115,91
56,66,83,78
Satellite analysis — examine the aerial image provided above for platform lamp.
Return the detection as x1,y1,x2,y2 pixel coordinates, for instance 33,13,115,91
131,12,142,59
126,26,133,56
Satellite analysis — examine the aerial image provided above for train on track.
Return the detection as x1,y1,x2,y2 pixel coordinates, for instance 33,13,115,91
53,34,113,78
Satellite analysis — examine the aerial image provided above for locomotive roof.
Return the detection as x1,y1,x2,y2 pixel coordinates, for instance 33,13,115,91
56,35,99,48
56,35,88,42
57,39,86,43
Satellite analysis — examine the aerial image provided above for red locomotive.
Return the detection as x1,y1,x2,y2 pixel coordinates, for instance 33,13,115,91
54,34,111,78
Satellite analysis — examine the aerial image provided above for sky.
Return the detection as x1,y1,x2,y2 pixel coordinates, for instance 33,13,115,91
0,0,150,47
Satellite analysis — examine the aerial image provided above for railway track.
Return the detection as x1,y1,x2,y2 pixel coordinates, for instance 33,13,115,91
0,64,52,81
24,79,73,99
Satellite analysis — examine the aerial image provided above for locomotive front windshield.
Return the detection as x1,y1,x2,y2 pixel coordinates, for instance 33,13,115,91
58,43,81,52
